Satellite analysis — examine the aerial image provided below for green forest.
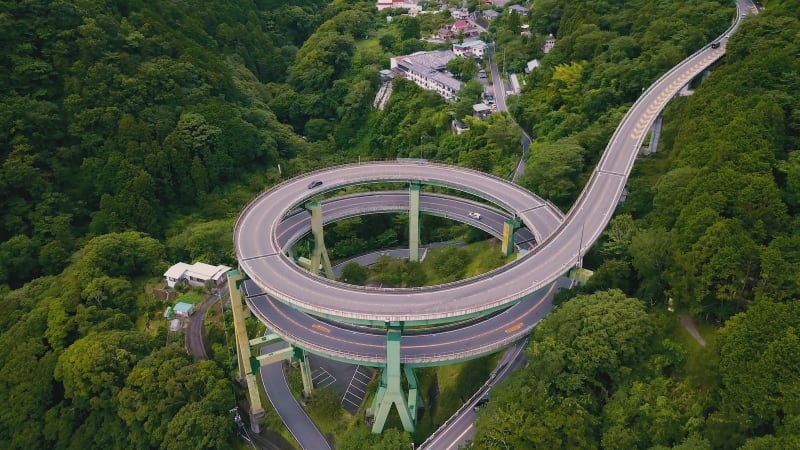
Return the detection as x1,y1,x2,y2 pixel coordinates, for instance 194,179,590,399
1,0,799,448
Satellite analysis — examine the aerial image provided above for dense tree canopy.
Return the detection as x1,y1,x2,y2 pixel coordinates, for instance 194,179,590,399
474,1,800,448
2,0,800,447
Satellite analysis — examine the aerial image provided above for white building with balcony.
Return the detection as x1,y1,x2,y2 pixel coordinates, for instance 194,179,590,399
164,262,232,288
452,40,488,58
390,50,462,101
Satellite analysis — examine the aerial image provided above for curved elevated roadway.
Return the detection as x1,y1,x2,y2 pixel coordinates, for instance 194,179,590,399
243,279,562,365
236,9,733,323
236,164,566,323
248,193,564,364
277,192,539,250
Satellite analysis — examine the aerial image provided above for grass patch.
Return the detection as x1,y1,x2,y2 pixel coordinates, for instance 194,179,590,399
176,290,205,305
366,239,510,287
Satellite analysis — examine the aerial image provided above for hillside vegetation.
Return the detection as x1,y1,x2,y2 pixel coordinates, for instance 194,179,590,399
1,0,799,448
474,1,800,448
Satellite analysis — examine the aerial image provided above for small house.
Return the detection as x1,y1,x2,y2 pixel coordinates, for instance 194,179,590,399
483,10,500,21
452,119,470,135
164,262,232,288
450,7,469,20
453,40,488,58
543,33,556,54
173,302,195,317
473,103,492,118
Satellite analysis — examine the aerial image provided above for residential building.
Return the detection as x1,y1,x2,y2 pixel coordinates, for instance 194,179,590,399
485,0,510,7
483,9,500,20
390,50,462,101
173,302,195,317
376,0,422,15
473,103,492,118
452,119,470,135
453,40,488,58
439,19,480,40
509,4,530,14
164,262,232,288
450,7,469,20
525,58,541,73
543,33,556,53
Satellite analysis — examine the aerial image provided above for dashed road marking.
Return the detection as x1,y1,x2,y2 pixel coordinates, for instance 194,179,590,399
505,322,523,334
312,323,330,334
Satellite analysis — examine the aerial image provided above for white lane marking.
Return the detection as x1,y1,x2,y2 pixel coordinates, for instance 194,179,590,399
444,424,474,450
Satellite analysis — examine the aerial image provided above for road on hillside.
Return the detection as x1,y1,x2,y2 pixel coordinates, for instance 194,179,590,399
488,42,508,112
185,289,225,361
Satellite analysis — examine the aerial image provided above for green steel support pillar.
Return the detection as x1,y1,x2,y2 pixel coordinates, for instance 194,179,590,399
305,201,334,279
501,218,521,256
293,346,314,398
409,182,421,262
369,325,416,433
405,365,420,416
227,271,265,432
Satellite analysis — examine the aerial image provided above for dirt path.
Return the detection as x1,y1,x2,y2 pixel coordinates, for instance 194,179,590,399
679,314,706,347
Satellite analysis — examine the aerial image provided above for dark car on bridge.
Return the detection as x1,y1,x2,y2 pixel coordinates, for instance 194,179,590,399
473,393,490,411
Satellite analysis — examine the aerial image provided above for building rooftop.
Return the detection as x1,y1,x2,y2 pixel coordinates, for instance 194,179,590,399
430,71,462,92
526,59,541,72
164,262,191,280
400,50,454,71
173,302,195,314
164,261,232,281
454,40,487,49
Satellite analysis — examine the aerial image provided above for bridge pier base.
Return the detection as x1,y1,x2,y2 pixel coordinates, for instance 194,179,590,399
501,218,521,256
306,201,334,279
368,325,417,433
409,182,421,262
227,271,265,433
293,347,315,398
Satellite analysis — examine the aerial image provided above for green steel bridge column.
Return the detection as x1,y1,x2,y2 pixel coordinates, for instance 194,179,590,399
293,347,314,398
369,324,416,433
305,201,334,279
404,365,420,418
409,182,421,262
501,217,521,256
227,271,265,432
